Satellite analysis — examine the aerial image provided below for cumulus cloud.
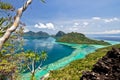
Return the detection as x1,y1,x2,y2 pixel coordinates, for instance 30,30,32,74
74,22,79,26
104,17,119,23
34,23,55,30
83,22,89,26
92,17,101,20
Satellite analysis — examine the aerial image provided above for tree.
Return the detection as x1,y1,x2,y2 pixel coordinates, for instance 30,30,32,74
0,0,46,50
0,0,32,50
0,0,46,80
20,51,47,80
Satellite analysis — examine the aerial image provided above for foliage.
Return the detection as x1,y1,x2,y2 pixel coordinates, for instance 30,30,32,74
57,32,110,45
24,31,50,39
0,1,14,11
46,44,120,80
0,15,25,79
16,50,47,80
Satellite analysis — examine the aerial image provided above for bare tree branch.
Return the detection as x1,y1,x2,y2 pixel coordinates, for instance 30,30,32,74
0,0,32,50
27,65,32,73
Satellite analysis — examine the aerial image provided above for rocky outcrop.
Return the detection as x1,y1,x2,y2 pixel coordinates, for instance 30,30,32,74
80,48,120,80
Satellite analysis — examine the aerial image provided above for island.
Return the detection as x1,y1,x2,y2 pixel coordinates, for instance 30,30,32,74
56,32,110,45
24,31,50,39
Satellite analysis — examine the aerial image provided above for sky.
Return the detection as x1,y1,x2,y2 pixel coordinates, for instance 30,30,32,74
2,0,120,34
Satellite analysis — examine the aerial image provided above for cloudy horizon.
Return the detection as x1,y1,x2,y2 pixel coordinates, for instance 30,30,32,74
3,0,120,35
25,17,120,35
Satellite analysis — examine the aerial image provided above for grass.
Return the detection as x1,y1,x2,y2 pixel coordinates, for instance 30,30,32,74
46,44,120,80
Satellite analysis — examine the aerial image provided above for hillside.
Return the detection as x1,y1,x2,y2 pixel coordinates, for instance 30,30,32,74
57,32,110,45
24,31,50,39
80,48,120,80
55,31,66,37
46,44,120,80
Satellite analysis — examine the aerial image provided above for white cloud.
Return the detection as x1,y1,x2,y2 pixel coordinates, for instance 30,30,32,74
74,22,79,26
104,17,119,23
83,22,89,26
92,17,101,20
69,27,78,31
84,30,120,34
24,27,29,32
104,19,114,23
103,30,120,34
34,23,55,30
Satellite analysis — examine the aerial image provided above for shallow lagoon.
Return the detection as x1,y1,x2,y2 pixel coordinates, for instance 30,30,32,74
21,37,119,80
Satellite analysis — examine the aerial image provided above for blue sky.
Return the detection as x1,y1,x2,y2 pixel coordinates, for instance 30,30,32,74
2,0,120,34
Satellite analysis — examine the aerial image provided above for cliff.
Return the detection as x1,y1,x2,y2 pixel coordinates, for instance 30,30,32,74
80,48,120,80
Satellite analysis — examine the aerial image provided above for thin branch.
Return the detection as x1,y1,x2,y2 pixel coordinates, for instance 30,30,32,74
32,60,35,73
0,0,32,50
27,65,32,73
35,60,43,72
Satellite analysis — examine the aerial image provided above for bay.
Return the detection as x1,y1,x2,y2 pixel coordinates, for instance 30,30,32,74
21,37,107,80
23,37,74,67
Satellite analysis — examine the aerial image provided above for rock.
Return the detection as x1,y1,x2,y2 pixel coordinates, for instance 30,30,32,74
80,48,120,80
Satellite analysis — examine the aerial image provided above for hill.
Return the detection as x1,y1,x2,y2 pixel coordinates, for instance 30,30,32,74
57,32,110,45
46,44,120,80
80,48,120,80
24,31,50,39
55,31,66,37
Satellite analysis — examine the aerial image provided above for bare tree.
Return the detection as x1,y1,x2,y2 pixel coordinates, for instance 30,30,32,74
0,0,32,50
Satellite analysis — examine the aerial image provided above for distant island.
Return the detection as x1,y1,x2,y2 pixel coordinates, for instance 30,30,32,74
55,31,66,37
56,32,110,45
24,31,110,45
24,31,50,39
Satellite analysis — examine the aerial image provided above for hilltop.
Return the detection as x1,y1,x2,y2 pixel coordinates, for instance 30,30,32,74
24,31,50,39
57,32,110,45
55,31,66,37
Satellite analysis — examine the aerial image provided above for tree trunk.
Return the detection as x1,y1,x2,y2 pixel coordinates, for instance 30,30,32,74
31,72,35,80
0,0,32,50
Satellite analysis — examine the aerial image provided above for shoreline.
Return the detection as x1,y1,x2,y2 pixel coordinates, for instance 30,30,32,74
41,40,120,80
21,40,119,80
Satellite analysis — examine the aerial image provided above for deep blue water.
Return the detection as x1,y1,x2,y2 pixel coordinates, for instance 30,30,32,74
86,34,120,42
23,37,74,66
93,36,120,42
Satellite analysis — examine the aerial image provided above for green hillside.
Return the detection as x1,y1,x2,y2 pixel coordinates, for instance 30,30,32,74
57,32,110,45
46,44,120,80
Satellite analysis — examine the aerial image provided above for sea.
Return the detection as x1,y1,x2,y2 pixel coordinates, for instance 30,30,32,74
21,36,120,80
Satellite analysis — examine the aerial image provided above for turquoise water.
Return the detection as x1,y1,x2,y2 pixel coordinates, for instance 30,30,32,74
21,37,119,80
23,37,74,66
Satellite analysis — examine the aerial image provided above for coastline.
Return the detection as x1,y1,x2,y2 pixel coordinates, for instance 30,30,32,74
34,42,106,80
21,40,119,80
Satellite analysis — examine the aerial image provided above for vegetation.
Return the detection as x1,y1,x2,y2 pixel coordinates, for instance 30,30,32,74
55,31,66,37
46,44,120,80
0,0,47,80
0,17,25,80
0,1,14,11
57,32,110,45
24,31,50,39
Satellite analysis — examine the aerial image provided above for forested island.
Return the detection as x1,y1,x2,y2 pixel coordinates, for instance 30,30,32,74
56,32,110,45
24,31,110,45
24,31,50,39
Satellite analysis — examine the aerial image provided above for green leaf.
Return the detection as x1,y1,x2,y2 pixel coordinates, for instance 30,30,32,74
41,0,46,3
